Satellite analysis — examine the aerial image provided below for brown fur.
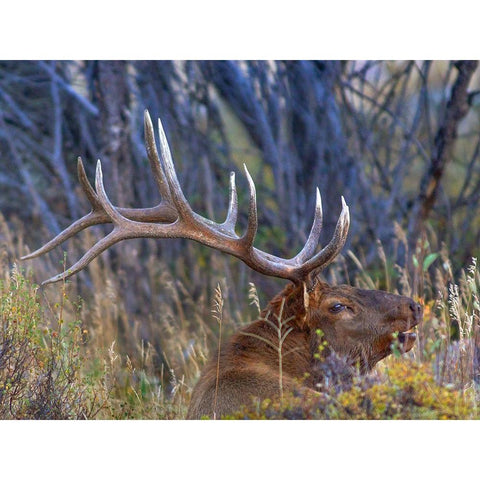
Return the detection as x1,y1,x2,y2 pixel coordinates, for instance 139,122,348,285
187,281,422,419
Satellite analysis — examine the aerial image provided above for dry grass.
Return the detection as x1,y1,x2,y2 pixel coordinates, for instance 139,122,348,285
1,212,479,419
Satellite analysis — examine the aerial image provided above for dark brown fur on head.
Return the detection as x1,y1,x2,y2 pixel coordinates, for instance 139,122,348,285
266,280,422,372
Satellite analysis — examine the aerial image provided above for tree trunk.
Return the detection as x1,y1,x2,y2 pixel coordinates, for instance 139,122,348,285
408,60,478,242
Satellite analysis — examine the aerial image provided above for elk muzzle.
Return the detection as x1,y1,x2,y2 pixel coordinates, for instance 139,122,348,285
392,299,422,352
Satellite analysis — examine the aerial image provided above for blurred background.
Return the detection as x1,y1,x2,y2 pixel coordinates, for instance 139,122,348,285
1,61,479,414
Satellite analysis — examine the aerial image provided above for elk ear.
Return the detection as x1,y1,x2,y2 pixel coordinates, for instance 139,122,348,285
298,276,327,328
305,272,328,295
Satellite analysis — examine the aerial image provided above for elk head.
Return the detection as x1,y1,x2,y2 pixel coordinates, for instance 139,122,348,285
22,111,423,418
262,278,422,377
307,282,421,371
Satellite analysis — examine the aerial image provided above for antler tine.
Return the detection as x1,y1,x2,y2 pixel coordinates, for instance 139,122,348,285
41,230,126,286
297,196,350,278
293,187,323,264
20,212,102,261
157,117,194,220
241,164,258,247
94,161,126,226
221,171,238,233
144,110,172,202
77,156,101,207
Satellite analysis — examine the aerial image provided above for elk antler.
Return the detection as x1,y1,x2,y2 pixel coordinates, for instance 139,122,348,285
22,110,350,286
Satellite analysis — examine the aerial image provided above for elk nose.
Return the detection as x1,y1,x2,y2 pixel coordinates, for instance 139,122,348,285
409,301,422,318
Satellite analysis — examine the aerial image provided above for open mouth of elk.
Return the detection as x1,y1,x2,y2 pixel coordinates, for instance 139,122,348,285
391,298,422,353
395,327,418,353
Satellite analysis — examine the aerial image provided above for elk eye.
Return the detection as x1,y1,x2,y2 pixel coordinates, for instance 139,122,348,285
329,303,347,313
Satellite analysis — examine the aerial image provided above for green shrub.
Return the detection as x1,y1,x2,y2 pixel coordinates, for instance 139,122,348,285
0,266,95,419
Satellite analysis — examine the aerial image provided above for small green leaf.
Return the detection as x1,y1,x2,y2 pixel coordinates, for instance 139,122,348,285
423,253,439,272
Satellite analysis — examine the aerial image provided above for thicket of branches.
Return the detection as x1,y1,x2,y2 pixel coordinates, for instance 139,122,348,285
1,60,480,312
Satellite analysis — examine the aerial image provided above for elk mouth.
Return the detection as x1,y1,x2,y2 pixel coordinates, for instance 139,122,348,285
395,327,417,352
394,305,421,350
397,328,417,343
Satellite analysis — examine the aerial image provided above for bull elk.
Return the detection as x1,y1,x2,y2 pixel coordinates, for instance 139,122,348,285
22,111,423,419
